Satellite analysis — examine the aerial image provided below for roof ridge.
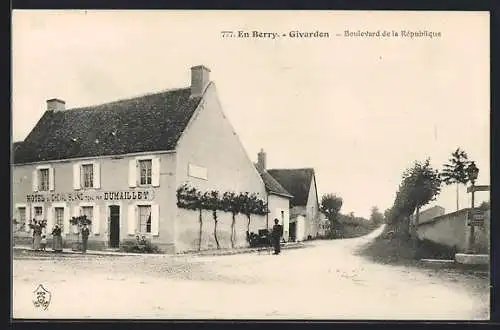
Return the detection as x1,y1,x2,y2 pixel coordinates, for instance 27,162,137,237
64,86,190,112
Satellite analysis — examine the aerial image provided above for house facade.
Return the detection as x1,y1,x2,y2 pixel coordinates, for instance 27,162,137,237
254,151,321,242
12,65,267,253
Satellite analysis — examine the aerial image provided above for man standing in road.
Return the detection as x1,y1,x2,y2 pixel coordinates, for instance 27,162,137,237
81,223,90,254
271,218,283,255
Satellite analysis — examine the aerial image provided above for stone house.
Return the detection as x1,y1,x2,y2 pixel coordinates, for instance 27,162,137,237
12,65,268,253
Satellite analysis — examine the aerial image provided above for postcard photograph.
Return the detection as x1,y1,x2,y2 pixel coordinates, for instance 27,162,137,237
11,10,490,320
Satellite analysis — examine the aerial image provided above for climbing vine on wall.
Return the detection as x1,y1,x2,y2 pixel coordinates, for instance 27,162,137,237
176,184,268,249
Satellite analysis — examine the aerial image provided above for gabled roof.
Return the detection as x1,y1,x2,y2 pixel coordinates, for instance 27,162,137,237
254,164,293,199
267,168,316,206
13,88,202,164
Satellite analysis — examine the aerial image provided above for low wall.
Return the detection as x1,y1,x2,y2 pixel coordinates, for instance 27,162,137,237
176,208,266,253
417,208,490,254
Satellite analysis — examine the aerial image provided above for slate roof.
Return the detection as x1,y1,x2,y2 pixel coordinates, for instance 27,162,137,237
254,164,293,198
266,168,316,206
13,88,202,164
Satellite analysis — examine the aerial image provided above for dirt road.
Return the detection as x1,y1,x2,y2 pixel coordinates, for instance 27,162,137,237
12,226,489,320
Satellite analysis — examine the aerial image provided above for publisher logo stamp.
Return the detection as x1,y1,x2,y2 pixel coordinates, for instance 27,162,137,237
33,284,51,310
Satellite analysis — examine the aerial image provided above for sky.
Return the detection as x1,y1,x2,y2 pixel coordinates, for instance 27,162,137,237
12,10,490,219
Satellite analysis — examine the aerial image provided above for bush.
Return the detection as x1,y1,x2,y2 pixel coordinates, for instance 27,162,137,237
247,231,270,248
120,236,162,254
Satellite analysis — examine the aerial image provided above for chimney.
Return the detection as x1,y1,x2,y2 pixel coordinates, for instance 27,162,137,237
47,98,66,111
257,148,266,170
190,65,211,98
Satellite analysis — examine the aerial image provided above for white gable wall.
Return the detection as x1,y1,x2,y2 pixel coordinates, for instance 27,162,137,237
305,174,321,238
174,82,267,252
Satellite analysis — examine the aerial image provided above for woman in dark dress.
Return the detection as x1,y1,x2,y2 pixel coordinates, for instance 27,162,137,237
31,220,42,251
51,224,63,252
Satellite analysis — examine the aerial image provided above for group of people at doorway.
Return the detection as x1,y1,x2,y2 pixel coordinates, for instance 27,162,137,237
29,219,90,254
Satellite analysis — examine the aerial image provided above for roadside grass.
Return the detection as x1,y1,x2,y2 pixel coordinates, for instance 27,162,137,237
336,222,379,239
356,232,490,275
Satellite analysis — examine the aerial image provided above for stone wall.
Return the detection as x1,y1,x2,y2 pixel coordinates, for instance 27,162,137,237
417,208,490,254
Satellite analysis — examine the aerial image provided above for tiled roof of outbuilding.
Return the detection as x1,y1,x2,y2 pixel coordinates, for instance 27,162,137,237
13,88,202,164
266,168,316,206
255,164,293,198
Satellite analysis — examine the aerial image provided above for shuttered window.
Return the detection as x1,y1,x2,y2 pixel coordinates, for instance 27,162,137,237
38,169,50,191
139,160,152,185
34,206,43,220
138,205,152,233
81,164,94,188
129,156,160,187
74,162,100,190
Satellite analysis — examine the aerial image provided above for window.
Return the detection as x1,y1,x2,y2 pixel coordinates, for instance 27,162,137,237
38,169,49,191
138,205,152,233
18,207,26,231
55,207,64,227
81,164,94,188
34,206,43,220
139,160,152,185
81,206,93,231
19,207,26,223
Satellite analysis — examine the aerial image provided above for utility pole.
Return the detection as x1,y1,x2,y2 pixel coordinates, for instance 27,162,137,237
465,162,479,254
467,184,476,253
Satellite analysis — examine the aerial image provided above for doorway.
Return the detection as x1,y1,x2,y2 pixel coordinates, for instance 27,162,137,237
109,205,120,248
289,221,297,242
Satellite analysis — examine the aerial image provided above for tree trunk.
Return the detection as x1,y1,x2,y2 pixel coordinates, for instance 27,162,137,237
198,209,203,251
247,214,251,233
412,207,420,258
401,216,410,238
230,213,236,248
456,183,459,211
213,211,220,249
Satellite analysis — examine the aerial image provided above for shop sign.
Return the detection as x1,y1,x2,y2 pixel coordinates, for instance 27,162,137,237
26,190,155,203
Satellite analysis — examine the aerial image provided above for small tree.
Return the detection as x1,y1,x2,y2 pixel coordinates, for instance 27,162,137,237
441,148,471,211
400,159,442,252
239,192,268,235
479,201,490,211
369,206,384,225
203,190,223,249
221,192,243,248
70,215,92,247
320,194,343,236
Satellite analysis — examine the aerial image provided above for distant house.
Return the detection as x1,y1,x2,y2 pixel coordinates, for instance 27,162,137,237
12,65,268,253
255,149,293,241
410,205,445,225
263,163,321,242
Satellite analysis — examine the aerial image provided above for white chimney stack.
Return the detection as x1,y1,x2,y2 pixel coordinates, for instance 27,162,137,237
190,65,211,98
47,98,66,111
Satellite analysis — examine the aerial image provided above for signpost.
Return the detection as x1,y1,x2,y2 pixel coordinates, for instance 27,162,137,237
467,185,490,193
469,209,485,227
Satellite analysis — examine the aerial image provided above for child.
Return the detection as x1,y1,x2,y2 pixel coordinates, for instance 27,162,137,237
40,235,47,251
